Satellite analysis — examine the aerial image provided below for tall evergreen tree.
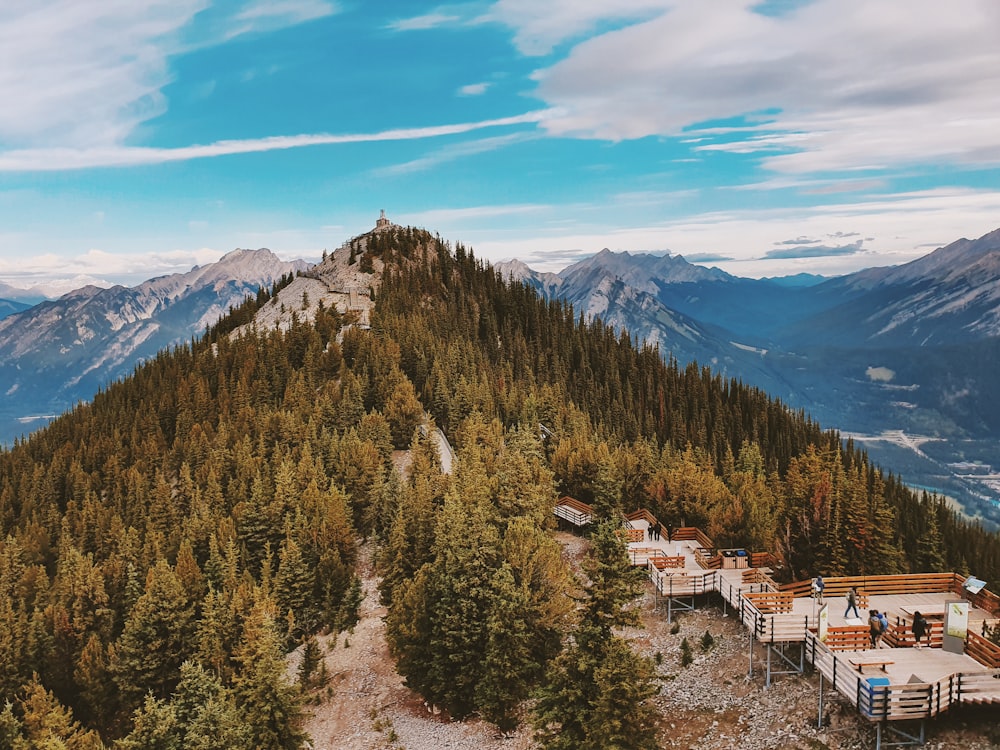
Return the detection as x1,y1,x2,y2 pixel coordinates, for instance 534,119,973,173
113,559,195,712
533,521,657,750
232,598,305,750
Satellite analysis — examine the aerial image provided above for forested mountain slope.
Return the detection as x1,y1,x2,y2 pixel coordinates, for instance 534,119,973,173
1,224,998,747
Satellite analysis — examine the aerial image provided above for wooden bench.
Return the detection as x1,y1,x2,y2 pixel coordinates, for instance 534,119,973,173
850,659,894,673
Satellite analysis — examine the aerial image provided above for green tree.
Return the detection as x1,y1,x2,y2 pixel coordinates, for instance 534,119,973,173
232,598,305,750
533,521,657,750
113,559,195,711
116,693,181,750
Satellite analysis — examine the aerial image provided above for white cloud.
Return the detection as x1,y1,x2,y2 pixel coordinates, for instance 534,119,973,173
388,12,461,32
0,1,338,150
236,0,334,23
372,132,533,176
0,246,226,288
458,82,491,96
0,0,205,148
0,111,550,171
484,0,669,55
407,203,550,226
495,0,1000,174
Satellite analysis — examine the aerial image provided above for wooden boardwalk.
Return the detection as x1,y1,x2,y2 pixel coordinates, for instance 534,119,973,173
550,500,1000,740
612,510,1000,736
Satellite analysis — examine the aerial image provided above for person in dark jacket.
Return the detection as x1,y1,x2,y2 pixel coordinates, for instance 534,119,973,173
911,611,930,647
844,587,860,619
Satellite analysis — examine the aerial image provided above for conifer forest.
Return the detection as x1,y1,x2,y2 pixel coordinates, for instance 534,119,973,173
1,227,999,747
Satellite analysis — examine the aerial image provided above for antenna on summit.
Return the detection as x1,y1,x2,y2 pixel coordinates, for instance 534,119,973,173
375,209,391,231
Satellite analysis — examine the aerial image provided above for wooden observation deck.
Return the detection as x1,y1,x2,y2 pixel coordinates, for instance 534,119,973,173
553,504,1000,748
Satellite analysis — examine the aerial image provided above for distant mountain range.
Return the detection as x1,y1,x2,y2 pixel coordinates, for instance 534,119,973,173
0,248,308,443
5,226,1000,518
501,228,1000,520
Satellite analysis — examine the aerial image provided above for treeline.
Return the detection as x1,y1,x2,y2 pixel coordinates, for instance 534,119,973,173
1,226,999,746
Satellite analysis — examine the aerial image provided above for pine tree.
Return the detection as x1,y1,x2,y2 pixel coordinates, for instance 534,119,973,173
173,661,251,750
117,693,181,750
114,558,195,711
15,676,104,750
232,598,305,750
533,521,656,749
475,563,536,730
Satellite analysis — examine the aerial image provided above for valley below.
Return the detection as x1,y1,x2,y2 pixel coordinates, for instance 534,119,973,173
842,431,1000,530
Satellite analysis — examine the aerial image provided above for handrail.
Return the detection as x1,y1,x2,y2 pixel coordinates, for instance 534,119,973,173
781,573,962,598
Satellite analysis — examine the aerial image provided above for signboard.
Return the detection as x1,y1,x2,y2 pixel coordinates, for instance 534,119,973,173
943,599,969,654
964,576,987,595
818,604,829,643
946,600,969,639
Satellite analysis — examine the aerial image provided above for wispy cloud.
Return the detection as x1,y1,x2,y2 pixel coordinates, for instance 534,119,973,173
0,112,550,172
458,82,491,96
764,240,864,260
503,0,1000,175
0,1,338,151
483,0,668,55
463,186,1000,277
236,0,335,23
387,12,461,31
683,252,734,263
373,132,534,177
408,203,550,226
0,247,225,288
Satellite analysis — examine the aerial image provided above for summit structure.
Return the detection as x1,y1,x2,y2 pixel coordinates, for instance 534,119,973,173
374,209,392,232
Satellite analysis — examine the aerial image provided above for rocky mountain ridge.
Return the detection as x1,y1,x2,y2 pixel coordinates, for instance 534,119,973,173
0,248,308,443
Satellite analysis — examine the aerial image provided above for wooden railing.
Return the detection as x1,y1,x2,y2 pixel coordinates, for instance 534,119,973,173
673,526,715,549
805,631,1000,720
694,548,721,570
743,590,793,613
618,527,644,543
966,631,1000,668
953,575,1000,616
822,625,871,651
781,573,960,599
648,555,686,570
554,496,593,526
628,547,660,566
883,618,943,649
741,567,779,591
652,569,716,598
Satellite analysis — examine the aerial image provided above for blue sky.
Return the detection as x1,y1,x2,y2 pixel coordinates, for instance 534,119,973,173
2,0,1000,291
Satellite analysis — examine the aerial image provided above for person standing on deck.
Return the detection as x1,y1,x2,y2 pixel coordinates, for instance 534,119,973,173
811,575,825,604
869,610,883,648
844,587,860,619
912,611,930,647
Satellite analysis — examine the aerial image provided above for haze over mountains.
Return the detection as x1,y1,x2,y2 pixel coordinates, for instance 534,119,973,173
0,248,307,442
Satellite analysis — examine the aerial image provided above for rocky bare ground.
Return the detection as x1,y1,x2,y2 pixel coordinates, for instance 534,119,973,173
300,533,1000,750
